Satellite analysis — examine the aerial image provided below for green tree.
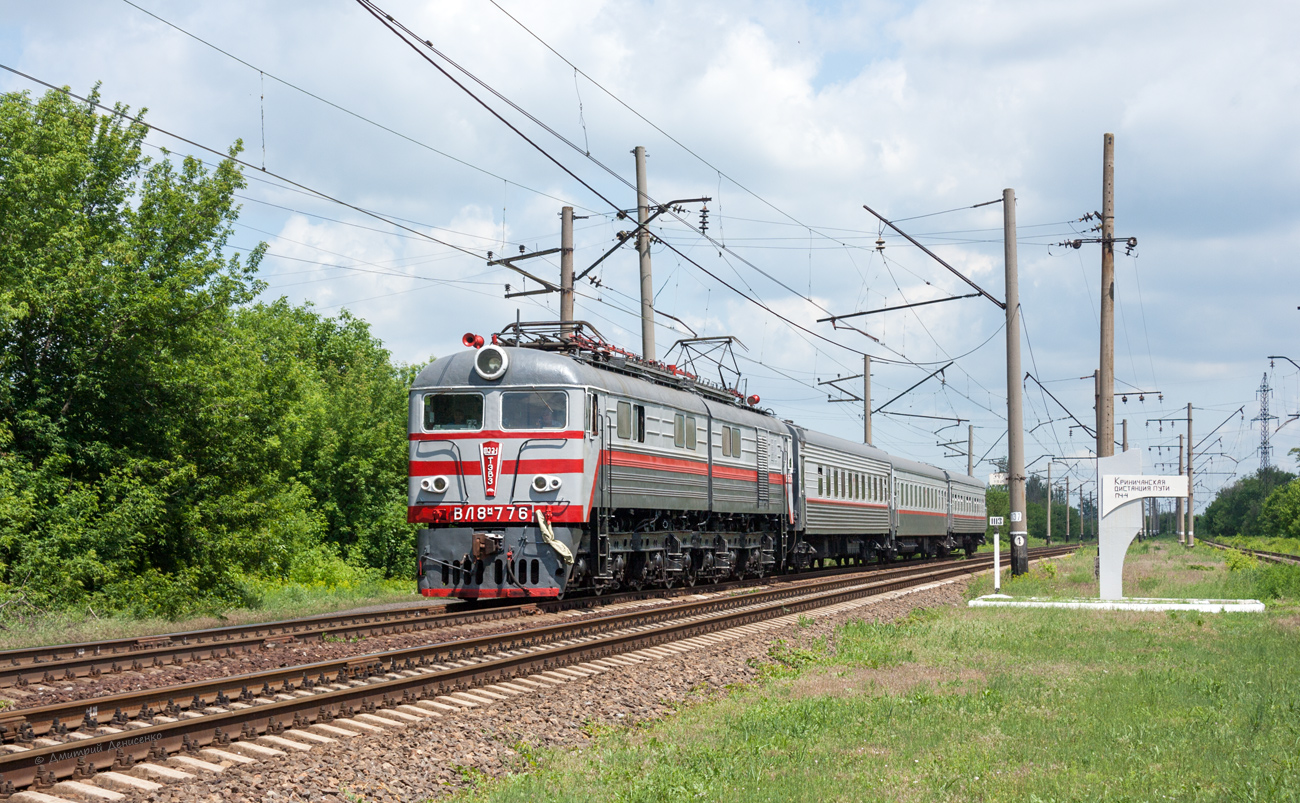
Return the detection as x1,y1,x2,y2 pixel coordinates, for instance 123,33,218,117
0,85,418,617
1201,466,1296,538
1258,480,1300,539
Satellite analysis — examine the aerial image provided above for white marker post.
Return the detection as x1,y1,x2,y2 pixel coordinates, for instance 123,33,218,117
989,516,1005,593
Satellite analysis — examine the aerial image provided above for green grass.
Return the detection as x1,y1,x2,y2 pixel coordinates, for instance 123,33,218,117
453,541,1300,803
0,577,418,652
1219,535,1300,557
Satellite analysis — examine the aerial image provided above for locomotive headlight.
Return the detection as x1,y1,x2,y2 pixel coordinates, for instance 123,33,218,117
532,475,562,492
421,476,449,494
474,344,508,380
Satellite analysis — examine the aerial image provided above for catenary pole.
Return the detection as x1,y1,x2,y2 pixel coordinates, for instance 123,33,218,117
864,354,872,445
1047,462,1052,545
1065,475,1071,541
1099,133,1116,458
1177,434,1185,544
560,206,574,334
1004,188,1029,575
967,424,974,477
1187,403,1195,547
634,146,655,361
1122,419,1128,452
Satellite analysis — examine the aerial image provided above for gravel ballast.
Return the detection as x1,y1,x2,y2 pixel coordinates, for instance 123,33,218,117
107,579,969,803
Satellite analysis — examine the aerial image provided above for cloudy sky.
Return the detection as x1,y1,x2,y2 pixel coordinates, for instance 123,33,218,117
5,0,1298,510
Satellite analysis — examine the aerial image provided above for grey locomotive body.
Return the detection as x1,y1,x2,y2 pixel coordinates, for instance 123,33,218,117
410,329,985,599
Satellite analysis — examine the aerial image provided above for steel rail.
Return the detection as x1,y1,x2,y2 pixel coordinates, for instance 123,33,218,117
0,552,998,688
0,552,1024,737
0,546,1075,790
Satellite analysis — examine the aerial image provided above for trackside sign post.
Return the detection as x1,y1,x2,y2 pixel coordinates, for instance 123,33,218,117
1098,451,1191,599
988,516,1005,593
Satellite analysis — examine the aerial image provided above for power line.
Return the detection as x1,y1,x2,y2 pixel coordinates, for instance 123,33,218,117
115,0,595,213
0,63,489,264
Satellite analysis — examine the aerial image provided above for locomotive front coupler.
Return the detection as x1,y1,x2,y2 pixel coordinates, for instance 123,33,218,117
471,531,503,561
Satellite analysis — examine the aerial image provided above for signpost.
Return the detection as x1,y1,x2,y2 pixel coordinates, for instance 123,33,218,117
989,516,1005,592
1097,451,1191,599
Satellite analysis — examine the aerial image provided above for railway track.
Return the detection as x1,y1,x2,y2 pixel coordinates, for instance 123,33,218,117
1200,539,1300,566
0,545,1074,795
0,553,1000,689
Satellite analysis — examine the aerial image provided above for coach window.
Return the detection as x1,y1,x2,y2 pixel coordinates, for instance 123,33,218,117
502,390,567,430
817,467,823,496
617,401,632,439
424,393,483,431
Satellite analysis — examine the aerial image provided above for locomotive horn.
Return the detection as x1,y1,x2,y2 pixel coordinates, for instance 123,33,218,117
462,333,478,348
747,394,761,406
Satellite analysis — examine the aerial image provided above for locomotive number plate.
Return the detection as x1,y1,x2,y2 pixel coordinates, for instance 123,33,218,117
448,505,534,523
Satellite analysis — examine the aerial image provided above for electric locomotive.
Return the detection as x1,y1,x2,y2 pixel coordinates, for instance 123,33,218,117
409,322,985,600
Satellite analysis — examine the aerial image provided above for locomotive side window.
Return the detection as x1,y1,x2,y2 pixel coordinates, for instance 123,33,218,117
589,394,600,435
675,414,686,447
635,404,646,442
617,401,631,438
424,393,483,431
731,427,742,458
721,426,733,457
686,416,697,449
502,390,567,430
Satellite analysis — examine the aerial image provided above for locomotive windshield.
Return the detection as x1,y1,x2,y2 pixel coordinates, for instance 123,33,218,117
502,390,567,430
423,393,483,430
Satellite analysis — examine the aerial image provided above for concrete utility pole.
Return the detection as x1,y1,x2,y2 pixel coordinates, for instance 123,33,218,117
1122,419,1128,452
1177,434,1185,545
1046,462,1052,545
560,206,574,334
1065,475,1070,542
1098,133,1116,459
1187,402,1195,547
633,146,655,361
1003,188,1029,575
863,354,872,446
967,424,974,477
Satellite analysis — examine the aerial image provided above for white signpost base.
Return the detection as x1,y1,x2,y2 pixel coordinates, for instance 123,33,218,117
1098,451,1144,600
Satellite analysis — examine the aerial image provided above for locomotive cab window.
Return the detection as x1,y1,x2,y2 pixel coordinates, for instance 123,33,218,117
423,393,483,431
502,390,567,430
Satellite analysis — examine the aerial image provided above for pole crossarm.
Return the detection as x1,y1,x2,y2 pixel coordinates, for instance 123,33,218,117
1268,355,1300,372
816,293,981,323
872,361,952,415
1025,372,1104,440
881,411,966,423
862,204,1006,309
488,247,563,290
574,197,711,285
